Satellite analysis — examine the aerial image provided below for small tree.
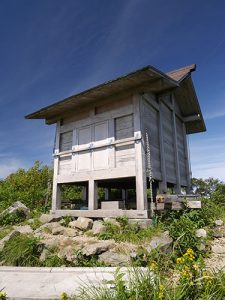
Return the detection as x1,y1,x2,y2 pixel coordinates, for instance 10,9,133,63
0,161,53,212
192,177,223,197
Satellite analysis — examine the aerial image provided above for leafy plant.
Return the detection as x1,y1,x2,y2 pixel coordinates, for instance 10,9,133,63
61,215,74,227
0,209,26,226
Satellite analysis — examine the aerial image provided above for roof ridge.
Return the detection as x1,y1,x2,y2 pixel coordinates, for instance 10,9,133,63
167,64,196,75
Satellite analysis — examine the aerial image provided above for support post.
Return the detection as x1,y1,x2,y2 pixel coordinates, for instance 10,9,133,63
158,99,167,193
133,94,148,210
122,189,126,201
52,182,61,211
183,123,192,193
104,188,110,200
82,186,87,201
172,96,181,194
88,179,98,210
52,121,61,212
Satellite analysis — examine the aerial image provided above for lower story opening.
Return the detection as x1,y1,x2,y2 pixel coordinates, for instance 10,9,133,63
98,177,137,210
60,182,88,210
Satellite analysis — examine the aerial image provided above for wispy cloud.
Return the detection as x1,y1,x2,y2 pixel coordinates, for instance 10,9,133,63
204,110,225,120
189,135,225,181
0,158,26,179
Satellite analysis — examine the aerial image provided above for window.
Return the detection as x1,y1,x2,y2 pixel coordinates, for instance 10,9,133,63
115,114,134,140
59,131,73,152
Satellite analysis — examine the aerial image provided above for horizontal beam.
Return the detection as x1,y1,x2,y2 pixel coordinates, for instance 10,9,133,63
57,167,136,183
54,136,140,157
183,114,201,122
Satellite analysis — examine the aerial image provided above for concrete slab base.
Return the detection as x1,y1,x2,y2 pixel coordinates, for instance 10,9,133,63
51,209,150,219
0,267,145,299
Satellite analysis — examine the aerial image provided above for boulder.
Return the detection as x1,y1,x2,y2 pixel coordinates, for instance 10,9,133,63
41,236,63,250
52,225,66,235
211,244,225,254
62,227,79,237
91,221,107,235
39,214,61,224
128,219,152,229
215,220,224,227
72,236,98,247
81,240,115,256
50,225,79,237
39,248,51,262
213,227,225,238
69,217,93,231
147,232,173,253
98,251,130,266
13,225,33,234
197,242,206,251
58,245,77,262
196,229,207,238
0,201,30,219
0,230,20,251
35,222,62,234
103,218,120,227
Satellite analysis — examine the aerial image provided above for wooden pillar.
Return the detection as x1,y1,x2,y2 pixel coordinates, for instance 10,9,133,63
172,96,181,194
52,182,61,211
122,189,126,201
88,179,98,210
183,123,192,193
133,94,148,210
82,186,87,201
104,188,110,200
52,121,61,212
158,99,167,193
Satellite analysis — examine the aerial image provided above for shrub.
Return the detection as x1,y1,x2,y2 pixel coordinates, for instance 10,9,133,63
0,161,52,212
0,234,43,266
0,210,26,226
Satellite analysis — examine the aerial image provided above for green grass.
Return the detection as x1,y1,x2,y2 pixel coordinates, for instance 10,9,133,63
98,216,163,244
0,225,13,240
65,267,225,300
0,234,43,266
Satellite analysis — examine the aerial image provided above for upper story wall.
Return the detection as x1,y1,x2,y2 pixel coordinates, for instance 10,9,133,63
54,95,139,181
140,92,190,188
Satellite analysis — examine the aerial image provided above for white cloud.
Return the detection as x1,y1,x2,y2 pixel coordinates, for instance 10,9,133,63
204,110,225,120
0,158,25,179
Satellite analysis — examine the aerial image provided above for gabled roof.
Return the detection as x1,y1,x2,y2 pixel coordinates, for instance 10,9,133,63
25,64,206,134
166,64,196,82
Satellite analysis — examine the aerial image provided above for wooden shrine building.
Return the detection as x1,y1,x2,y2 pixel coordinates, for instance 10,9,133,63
26,64,206,219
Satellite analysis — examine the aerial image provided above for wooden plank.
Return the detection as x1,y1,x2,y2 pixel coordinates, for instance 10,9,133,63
60,104,134,133
93,147,109,170
172,96,181,193
52,121,61,211
133,94,148,211
116,127,134,140
183,123,191,192
88,180,98,210
108,118,115,169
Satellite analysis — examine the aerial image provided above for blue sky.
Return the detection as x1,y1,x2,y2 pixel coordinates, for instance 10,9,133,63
0,0,225,181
